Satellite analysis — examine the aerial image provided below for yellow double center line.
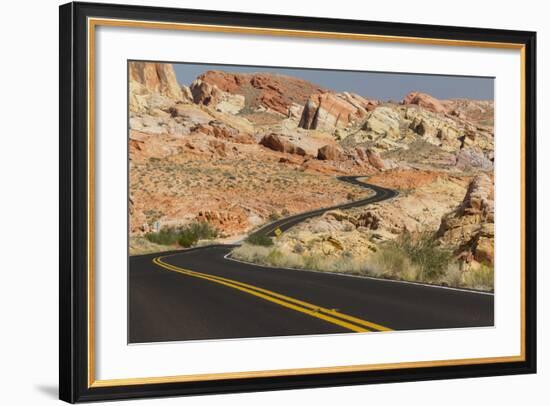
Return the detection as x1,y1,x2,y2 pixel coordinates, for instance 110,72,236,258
153,255,391,333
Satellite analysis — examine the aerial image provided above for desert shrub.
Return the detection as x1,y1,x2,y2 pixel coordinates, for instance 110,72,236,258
369,244,411,278
245,234,274,247
442,262,463,287
177,222,218,247
177,233,196,248
365,231,452,283
463,263,494,291
396,231,452,280
145,227,181,246
268,212,281,221
231,244,271,263
266,249,284,266
145,222,218,248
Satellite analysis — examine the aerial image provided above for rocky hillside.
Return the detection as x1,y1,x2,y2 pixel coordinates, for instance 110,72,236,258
128,63,378,245
193,70,326,118
128,61,495,287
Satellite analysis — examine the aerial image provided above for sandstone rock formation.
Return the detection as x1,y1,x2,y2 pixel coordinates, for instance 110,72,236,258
317,144,344,161
444,99,494,126
361,107,401,140
264,172,472,267
437,174,494,265
191,120,255,144
402,91,447,114
197,70,326,115
128,62,495,274
405,108,463,152
366,148,385,170
298,92,375,131
190,79,245,114
259,133,306,155
129,62,185,101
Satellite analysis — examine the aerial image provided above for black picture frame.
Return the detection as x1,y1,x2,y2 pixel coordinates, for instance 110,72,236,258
60,1,537,403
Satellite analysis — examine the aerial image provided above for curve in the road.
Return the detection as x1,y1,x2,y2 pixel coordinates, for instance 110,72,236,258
129,176,494,343
248,176,398,238
153,254,392,333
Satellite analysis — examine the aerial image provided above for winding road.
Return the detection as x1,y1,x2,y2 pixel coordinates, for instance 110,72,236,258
129,177,493,343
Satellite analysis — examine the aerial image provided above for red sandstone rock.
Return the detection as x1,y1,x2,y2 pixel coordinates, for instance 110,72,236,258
366,148,385,170
317,144,344,161
259,133,306,155
197,70,326,115
402,91,447,114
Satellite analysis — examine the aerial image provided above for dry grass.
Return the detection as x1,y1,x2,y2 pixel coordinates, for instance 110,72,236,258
129,236,178,256
232,244,372,275
463,264,494,291
231,235,494,292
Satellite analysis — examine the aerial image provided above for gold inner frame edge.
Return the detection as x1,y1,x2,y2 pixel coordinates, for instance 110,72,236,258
86,17,527,388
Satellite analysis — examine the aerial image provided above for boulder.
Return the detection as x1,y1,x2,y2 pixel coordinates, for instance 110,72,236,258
475,237,494,265
299,92,367,131
402,91,447,114
362,107,401,139
455,149,493,171
190,79,245,114
317,144,344,161
191,120,255,144
406,108,463,151
366,148,385,170
259,133,306,155
354,211,380,230
190,79,223,106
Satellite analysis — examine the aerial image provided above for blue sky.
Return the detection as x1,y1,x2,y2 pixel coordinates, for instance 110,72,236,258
173,62,493,101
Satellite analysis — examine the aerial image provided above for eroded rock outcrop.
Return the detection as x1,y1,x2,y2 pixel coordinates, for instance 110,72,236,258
129,62,185,101
190,79,245,114
366,148,385,170
437,174,494,265
317,144,344,161
299,92,375,131
362,107,401,139
197,70,326,116
129,63,496,277
191,120,255,144
402,91,447,114
260,133,306,155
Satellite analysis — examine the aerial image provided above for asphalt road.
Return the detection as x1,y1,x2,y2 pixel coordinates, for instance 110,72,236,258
129,177,493,343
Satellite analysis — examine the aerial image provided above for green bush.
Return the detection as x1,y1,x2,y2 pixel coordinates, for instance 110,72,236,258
177,222,218,247
145,222,218,248
245,234,274,247
144,227,181,246
394,231,452,280
177,233,196,248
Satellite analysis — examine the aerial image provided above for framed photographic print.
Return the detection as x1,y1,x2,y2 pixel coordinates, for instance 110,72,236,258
59,1,537,403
